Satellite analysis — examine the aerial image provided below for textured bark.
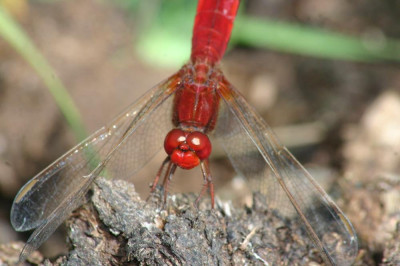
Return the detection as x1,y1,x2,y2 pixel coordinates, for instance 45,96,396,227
4,176,395,265
62,177,322,265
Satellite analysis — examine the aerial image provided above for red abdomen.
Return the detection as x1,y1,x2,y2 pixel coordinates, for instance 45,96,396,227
191,0,240,64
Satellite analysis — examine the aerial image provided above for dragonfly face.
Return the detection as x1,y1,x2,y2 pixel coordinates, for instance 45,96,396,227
164,129,212,169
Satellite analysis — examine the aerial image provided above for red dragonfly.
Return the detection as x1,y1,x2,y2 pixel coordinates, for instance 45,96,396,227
11,0,358,264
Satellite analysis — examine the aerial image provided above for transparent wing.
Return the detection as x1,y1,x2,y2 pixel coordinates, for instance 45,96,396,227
10,74,180,259
214,80,358,266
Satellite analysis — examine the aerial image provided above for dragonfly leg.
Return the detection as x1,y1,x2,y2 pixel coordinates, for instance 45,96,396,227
151,157,171,192
196,160,215,208
162,163,177,204
146,157,172,206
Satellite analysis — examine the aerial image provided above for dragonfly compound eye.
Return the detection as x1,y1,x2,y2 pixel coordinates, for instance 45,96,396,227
164,129,186,155
186,131,212,160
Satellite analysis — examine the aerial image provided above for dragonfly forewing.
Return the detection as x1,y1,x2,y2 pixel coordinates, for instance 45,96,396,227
215,81,358,265
11,75,180,261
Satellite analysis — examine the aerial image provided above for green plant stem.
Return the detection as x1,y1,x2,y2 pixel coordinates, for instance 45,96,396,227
0,5,87,141
232,17,400,63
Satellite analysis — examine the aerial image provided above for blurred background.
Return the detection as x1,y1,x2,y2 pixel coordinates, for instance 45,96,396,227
0,0,399,264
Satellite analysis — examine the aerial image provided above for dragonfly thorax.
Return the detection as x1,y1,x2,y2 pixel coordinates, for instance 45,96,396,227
164,128,212,169
172,63,222,133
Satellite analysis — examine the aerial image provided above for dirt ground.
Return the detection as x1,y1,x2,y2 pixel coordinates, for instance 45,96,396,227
0,0,399,265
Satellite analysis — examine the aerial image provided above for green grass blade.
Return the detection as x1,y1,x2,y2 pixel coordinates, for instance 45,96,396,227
232,17,400,63
0,5,87,141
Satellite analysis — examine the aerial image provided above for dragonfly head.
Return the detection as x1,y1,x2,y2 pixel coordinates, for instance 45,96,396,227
164,128,212,169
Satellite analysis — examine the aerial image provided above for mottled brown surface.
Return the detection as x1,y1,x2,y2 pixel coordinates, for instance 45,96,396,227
342,91,400,264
